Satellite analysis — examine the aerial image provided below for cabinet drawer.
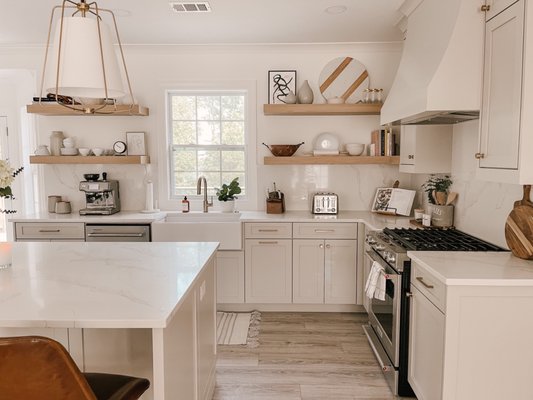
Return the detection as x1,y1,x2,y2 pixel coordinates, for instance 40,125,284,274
244,223,292,238
293,223,357,239
411,261,446,313
15,223,85,240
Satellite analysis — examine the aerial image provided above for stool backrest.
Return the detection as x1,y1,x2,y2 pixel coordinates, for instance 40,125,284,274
0,336,97,400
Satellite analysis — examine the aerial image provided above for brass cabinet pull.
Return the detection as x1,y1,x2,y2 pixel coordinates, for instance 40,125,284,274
408,154,414,160
481,4,491,11
416,276,434,289
319,243,324,249
258,229,278,232
325,244,331,249
475,152,485,159
39,229,61,233
314,229,335,233
258,241,278,244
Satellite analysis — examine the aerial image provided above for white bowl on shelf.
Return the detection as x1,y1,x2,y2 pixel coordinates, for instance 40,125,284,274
314,132,340,152
92,148,104,156
346,143,365,156
78,148,90,156
60,147,78,156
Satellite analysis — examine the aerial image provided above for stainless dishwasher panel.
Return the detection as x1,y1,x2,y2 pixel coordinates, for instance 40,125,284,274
85,224,151,242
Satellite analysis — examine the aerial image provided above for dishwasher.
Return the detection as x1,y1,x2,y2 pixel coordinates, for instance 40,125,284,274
85,224,151,242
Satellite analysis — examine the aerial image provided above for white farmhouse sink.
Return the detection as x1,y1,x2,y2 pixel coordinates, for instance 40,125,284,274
152,212,242,250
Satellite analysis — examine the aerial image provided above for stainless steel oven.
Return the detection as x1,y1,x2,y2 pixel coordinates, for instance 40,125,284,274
363,247,409,396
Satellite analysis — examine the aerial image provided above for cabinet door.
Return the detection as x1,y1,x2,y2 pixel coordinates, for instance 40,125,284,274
216,251,244,303
245,239,292,303
324,240,357,304
408,286,445,400
485,0,520,21
399,125,452,174
293,239,324,303
479,1,524,170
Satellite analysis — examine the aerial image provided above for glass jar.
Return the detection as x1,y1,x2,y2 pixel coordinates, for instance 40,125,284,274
363,89,370,103
376,89,383,103
49,131,64,156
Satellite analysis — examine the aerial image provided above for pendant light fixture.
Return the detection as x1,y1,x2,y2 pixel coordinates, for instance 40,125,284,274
39,0,136,114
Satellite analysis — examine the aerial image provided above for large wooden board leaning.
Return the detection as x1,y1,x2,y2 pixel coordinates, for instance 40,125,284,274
505,185,533,259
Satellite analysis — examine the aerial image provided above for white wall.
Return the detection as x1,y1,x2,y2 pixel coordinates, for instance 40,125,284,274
412,120,523,248
1,42,411,213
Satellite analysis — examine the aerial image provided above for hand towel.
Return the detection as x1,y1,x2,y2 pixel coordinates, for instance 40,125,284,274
365,261,384,299
374,267,386,301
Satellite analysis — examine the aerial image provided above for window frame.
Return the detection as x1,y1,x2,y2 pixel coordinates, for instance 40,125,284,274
158,80,257,212
167,90,247,199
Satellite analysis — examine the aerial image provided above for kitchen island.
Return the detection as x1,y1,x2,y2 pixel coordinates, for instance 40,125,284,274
0,241,219,400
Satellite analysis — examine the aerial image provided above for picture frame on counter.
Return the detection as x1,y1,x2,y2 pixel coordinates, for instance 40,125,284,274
268,70,297,104
126,132,146,155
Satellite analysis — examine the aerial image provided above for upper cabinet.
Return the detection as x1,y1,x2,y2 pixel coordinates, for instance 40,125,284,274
477,0,533,183
483,0,520,21
399,125,452,174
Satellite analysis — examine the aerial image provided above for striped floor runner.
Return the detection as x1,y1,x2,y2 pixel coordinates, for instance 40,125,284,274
216,312,252,345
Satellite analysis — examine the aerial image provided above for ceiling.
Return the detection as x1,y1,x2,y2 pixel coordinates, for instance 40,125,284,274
0,0,404,45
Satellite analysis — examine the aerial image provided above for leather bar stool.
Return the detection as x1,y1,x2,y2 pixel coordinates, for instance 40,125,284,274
0,336,150,400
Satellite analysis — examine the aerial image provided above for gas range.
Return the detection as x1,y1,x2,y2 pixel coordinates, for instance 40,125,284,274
365,227,505,272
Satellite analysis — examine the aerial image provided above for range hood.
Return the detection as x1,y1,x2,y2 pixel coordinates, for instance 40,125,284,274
381,0,483,125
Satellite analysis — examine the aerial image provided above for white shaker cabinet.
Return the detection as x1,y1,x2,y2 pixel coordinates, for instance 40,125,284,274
292,223,357,305
244,223,292,303
477,0,533,183
483,0,520,21
399,125,452,174
216,251,245,303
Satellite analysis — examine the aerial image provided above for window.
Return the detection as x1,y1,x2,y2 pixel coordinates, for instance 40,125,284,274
168,91,247,198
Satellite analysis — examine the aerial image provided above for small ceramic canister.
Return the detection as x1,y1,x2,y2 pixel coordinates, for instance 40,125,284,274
48,195,62,213
55,201,71,214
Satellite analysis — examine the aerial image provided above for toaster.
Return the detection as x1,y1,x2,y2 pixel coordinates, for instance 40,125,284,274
312,192,338,214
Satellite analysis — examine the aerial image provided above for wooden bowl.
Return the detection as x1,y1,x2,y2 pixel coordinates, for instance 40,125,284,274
262,142,304,157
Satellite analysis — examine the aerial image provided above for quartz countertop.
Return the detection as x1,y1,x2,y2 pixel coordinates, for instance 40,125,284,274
408,251,533,286
10,211,166,223
11,210,411,231
239,210,411,230
0,242,219,328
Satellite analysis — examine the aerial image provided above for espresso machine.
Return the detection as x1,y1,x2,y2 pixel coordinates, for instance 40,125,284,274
79,172,121,215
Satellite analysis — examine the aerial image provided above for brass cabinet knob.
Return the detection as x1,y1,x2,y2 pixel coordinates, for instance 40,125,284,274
475,152,485,159
481,4,491,11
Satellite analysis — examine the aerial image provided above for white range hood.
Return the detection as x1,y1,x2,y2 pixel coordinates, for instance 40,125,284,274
381,0,484,125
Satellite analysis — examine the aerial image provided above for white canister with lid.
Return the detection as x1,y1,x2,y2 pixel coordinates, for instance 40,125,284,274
50,131,64,156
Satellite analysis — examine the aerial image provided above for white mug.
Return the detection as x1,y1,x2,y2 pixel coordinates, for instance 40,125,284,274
422,213,431,227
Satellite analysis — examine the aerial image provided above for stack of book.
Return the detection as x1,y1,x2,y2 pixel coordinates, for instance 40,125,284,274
370,128,396,156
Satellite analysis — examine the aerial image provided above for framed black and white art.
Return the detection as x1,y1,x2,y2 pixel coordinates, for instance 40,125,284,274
268,70,297,104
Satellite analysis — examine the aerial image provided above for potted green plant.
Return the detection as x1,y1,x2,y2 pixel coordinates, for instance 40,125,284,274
421,175,454,227
422,174,453,205
215,177,241,212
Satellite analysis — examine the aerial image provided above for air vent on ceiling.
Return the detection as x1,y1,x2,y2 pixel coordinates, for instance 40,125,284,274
170,2,211,13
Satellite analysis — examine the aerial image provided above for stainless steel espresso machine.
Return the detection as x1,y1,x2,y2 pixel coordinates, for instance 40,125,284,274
79,172,121,215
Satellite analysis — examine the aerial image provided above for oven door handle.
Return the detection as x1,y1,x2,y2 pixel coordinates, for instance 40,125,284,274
365,250,384,264
365,250,400,281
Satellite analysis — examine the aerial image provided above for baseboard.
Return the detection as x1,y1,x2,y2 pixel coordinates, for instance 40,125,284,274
217,303,365,313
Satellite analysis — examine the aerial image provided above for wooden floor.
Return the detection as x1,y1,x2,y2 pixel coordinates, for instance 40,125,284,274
215,312,408,400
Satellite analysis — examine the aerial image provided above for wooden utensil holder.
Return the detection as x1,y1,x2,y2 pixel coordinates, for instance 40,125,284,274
266,197,285,214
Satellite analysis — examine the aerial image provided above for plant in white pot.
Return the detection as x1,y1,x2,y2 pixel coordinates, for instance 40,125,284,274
215,177,241,212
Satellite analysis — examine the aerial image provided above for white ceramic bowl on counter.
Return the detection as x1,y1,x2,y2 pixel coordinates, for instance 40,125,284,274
346,143,365,156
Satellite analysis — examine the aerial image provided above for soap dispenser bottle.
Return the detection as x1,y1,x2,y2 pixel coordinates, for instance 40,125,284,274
181,196,190,213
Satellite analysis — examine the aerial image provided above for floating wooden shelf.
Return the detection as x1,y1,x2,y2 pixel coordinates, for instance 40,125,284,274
263,103,382,116
30,155,150,165
26,103,149,116
264,155,400,165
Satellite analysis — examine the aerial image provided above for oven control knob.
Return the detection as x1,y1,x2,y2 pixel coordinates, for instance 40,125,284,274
365,236,376,245
387,254,396,263
374,244,385,251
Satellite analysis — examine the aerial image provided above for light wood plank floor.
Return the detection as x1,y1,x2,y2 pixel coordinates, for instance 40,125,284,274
215,312,410,400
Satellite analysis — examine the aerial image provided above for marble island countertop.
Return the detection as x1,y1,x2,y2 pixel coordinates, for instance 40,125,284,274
408,251,533,286
0,241,219,328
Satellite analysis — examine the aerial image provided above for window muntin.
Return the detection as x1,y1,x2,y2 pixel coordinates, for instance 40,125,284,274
168,92,246,197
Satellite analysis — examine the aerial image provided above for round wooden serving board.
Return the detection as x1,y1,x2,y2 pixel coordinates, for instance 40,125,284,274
505,185,533,260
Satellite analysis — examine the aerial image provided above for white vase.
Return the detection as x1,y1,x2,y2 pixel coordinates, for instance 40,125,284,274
298,80,314,104
219,200,235,213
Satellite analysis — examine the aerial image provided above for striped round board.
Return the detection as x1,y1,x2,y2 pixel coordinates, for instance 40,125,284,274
505,185,533,260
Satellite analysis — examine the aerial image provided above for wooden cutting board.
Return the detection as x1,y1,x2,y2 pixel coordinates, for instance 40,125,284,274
505,185,533,259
